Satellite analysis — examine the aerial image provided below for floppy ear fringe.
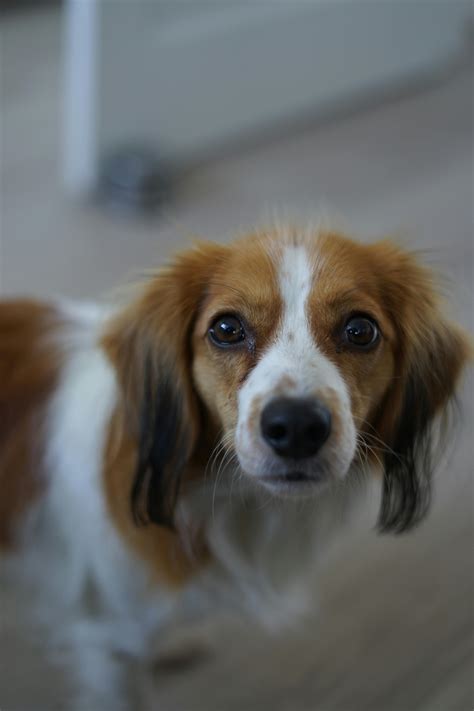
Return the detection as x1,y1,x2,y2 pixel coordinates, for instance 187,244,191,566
108,318,199,531
376,324,470,534
131,359,191,529
377,372,437,533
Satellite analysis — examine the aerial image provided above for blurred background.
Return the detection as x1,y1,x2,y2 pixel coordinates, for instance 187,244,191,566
0,1,473,709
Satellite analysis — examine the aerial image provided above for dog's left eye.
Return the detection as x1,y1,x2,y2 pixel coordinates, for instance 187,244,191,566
209,314,245,346
344,315,379,348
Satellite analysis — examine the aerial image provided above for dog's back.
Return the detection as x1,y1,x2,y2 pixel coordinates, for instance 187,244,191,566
0,300,63,546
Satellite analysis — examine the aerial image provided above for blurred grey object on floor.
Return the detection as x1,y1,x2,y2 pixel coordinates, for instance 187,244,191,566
100,146,174,212
0,2,473,711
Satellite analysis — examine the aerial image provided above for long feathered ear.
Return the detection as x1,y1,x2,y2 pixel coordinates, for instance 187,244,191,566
102,242,228,528
370,243,471,533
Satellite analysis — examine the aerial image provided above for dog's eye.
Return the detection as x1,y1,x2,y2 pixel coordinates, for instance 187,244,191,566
344,315,379,348
209,314,245,346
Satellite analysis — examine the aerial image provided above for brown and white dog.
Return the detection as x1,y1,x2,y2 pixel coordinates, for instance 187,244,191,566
0,225,470,708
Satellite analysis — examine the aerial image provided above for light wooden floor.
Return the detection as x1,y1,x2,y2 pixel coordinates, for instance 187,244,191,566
0,7,473,711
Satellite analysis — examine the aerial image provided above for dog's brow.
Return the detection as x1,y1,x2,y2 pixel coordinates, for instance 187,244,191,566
206,281,254,301
323,288,378,311
327,287,362,302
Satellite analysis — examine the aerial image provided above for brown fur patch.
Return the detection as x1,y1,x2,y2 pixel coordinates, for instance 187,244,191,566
0,300,63,547
274,374,297,393
246,394,264,436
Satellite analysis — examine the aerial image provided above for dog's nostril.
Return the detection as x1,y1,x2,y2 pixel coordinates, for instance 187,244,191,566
305,423,327,441
260,397,331,460
266,422,287,441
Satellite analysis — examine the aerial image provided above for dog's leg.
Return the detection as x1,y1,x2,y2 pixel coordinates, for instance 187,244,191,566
68,645,133,711
51,618,140,711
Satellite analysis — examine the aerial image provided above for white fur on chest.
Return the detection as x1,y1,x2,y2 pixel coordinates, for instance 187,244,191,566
45,342,129,609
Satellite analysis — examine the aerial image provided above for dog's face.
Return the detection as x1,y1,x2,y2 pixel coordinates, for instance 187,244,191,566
104,227,470,532
192,232,395,496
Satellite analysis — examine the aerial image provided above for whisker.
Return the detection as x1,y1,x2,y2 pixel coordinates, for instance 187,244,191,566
210,432,239,520
353,415,404,465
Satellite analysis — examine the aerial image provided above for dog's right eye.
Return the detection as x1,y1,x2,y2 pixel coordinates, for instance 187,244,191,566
209,314,245,347
343,314,379,349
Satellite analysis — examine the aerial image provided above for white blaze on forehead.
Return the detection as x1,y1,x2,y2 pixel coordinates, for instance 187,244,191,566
277,244,315,361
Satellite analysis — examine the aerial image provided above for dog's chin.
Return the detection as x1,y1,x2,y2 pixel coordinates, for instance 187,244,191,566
236,448,342,499
251,469,331,499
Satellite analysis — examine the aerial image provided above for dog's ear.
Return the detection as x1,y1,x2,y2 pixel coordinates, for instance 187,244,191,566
370,243,471,533
102,242,227,528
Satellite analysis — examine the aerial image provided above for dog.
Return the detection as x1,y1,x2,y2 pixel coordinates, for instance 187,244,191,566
0,225,470,709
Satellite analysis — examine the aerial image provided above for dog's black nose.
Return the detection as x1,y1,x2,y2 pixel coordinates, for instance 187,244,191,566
260,397,331,459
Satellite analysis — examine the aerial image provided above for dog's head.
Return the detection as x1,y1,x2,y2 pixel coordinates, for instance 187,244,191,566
103,228,470,532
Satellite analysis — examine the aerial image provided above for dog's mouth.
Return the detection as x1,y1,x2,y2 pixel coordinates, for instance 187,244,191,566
259,470,328,492
265,471,312,483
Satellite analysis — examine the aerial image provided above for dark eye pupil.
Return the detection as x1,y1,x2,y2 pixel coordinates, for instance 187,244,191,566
219,321,238,336
345,317,377,346
210,315,245,345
